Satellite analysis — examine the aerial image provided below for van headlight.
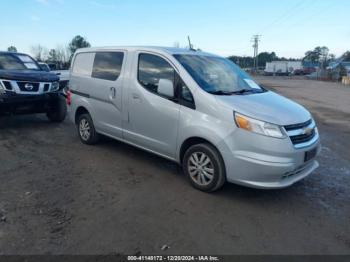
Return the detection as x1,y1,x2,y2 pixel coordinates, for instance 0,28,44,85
234,112,286,138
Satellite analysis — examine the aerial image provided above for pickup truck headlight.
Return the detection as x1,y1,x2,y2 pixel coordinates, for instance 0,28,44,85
50,82,59,92
0,81,5,94
234,112,286,138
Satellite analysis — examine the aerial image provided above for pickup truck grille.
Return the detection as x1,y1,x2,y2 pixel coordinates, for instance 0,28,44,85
0,79,58,94
44,83,50,92
2,81,13,90
17,82,40,92
284,119,318,148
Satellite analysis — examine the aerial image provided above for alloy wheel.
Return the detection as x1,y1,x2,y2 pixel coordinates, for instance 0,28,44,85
79,118,91,141
187,152,215,186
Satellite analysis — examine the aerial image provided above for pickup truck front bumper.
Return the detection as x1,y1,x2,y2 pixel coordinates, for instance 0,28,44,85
0,92,62,115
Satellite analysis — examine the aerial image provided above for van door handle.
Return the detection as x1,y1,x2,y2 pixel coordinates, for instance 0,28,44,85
110,87,116,99
132,93,140,99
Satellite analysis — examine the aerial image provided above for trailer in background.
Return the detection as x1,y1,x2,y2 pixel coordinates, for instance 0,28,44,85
264,61,303,76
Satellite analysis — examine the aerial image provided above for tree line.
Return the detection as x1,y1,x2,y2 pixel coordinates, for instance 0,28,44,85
228,46,341,69
6,38,349,70
6,35,91,70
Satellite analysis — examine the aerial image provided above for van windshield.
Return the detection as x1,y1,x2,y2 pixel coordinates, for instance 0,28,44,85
0,53,40,71
174,54,264,95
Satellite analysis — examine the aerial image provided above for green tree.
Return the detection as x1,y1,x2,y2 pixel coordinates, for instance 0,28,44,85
30,44,48,62
48,49,58,61
228,56,254,68
257,52,278,67
304,50,319,63
68,35,91,56
7,46,17,52
304,46,330,66
341,51,350,61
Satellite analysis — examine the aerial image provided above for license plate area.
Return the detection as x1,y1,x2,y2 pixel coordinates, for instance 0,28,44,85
304,147,317,162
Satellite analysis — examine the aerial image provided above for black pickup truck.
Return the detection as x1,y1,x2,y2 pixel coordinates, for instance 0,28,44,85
0,51,66,122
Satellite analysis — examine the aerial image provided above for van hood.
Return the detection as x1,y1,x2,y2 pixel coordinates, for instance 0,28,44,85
0,69,59,82
215,91,311,125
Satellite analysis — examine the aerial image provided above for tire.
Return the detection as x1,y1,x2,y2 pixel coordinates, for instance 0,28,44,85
183,143,226,192
47,95,67,123
77,113,99,145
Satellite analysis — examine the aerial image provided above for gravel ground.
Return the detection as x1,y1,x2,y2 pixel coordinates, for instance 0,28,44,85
0,76,349,255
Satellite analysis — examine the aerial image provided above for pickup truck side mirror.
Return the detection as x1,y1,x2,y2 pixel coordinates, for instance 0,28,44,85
158,79,174,98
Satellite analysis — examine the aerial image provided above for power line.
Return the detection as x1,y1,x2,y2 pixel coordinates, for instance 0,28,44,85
262,0,337,43
258,0,309,33
287,1,339,29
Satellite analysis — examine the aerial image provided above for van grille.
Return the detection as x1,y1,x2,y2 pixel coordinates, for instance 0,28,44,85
290,128,316,144
284,119,312,131
284,119,318,148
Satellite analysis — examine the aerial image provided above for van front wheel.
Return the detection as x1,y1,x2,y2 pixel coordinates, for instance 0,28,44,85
183,143,226,192
77,114,99,145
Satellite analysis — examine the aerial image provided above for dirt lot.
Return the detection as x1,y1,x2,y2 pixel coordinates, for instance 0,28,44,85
0,76,349,255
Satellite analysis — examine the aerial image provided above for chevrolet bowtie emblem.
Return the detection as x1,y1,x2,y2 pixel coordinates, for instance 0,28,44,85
303,127,313,136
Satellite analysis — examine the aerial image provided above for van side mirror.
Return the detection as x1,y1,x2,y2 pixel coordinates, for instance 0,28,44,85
158,79,174,98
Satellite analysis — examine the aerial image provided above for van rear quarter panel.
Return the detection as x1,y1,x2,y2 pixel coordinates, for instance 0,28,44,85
69,52,97,125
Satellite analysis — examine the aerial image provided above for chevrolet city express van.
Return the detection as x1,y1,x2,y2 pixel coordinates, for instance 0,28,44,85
67,47,320,192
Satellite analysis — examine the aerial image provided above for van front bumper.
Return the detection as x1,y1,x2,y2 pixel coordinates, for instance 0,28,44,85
217,129,321,189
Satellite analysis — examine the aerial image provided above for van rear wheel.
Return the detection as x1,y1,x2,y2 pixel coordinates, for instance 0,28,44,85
77,113,99,145
183,143,226,192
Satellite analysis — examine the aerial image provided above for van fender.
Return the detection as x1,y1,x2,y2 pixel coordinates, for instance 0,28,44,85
73,96,96,124
176,124,233,163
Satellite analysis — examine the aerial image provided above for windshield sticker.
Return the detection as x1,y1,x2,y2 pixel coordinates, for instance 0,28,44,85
244,79,261,90
24,63,38,69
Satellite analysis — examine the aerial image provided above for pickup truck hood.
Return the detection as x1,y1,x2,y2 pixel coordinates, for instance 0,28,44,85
215,91,311,125
0,70,59,82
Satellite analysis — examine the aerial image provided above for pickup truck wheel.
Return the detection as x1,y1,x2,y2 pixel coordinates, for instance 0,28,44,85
77,114,99,145
46,95,67,122
183,143,226,192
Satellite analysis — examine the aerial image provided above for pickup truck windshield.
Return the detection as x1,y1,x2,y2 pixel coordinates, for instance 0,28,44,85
0,53,40,71
174,54,264,95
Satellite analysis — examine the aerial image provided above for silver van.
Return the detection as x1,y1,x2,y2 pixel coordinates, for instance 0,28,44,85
67,47,320,192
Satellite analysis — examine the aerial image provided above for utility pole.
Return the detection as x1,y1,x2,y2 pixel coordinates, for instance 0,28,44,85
251,35,261,72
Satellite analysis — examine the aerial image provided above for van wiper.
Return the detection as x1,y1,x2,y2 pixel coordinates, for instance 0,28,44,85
207,90,234,95
232,89,253,94
232,88,263,95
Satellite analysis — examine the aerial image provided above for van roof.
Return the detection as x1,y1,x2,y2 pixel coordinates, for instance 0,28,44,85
75,46,218,57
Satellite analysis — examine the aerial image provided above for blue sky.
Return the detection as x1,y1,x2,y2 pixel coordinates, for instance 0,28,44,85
0,0,349,58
